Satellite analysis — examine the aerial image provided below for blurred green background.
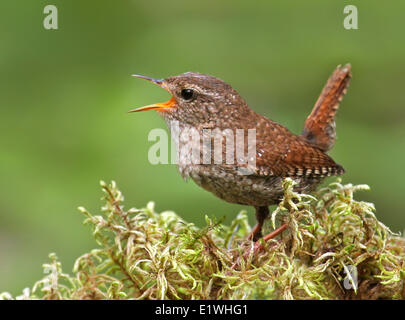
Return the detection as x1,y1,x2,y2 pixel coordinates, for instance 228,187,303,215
1,0,404,295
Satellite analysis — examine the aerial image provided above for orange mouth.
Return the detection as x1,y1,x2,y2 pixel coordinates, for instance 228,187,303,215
127,96,176,113
129,74,176,113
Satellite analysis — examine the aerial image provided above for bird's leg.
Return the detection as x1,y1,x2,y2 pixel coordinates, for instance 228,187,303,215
232,208,288,269
253,223,288,253
249,205,288,253
239,222,288,264
248,206,269,241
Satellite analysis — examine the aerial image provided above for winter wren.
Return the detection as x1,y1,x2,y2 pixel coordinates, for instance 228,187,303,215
129,65,351,241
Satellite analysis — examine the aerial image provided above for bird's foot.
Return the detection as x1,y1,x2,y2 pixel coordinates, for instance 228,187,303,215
230,223,288,270
252,223,288,254
247,223,263,242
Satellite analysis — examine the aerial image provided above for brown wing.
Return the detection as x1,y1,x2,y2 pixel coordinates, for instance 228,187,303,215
254,120,345,178
301,64,351,152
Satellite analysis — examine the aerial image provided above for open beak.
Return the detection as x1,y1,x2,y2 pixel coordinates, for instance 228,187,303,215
128,74,176,113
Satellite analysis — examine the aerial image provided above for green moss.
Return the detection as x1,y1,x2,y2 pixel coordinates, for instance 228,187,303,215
1,179,404,300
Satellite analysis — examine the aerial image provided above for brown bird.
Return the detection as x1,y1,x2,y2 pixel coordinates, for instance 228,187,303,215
129,65,351,242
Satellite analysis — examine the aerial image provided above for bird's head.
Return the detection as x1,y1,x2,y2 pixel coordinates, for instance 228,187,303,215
129,72,250,126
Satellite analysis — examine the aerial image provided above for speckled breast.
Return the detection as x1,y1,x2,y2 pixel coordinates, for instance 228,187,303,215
178,163,279,206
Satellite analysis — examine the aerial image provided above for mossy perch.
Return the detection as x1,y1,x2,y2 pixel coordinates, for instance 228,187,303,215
1,179,404,300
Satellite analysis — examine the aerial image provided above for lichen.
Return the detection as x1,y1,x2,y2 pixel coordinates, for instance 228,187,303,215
1,179,404,300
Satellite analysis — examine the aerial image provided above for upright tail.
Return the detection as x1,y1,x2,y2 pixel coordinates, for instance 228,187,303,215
301,64,352,152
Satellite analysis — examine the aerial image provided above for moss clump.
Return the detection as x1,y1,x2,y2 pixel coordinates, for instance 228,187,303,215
1,179,404,300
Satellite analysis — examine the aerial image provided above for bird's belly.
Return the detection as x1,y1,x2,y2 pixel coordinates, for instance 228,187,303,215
180,164,323,206
181,164,280,206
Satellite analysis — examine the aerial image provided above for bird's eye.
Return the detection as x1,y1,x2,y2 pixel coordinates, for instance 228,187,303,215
180,88,195,101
